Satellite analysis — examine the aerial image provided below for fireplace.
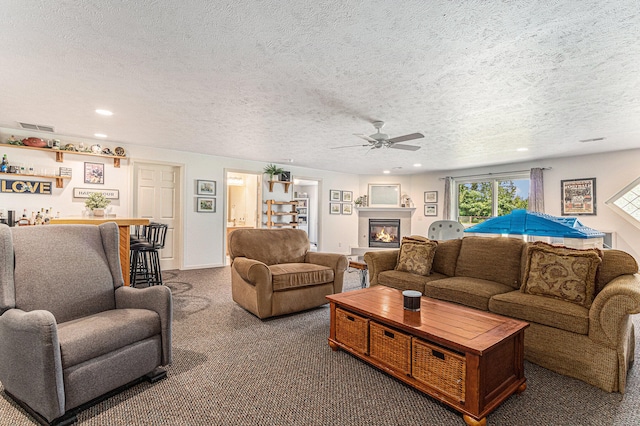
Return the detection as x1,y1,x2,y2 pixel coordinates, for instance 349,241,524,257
369,219,401,248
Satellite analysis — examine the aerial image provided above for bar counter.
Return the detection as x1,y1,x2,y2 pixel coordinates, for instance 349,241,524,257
50,217,150,286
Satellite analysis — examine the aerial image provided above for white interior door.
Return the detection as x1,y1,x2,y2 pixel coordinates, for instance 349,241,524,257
134,162,181,270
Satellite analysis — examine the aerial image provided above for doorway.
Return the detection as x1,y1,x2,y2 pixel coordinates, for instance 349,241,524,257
292,178,320,250
225,170,261,263
132,161,182,271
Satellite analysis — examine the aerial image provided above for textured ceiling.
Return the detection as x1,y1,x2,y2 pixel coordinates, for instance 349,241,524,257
1,1,639,175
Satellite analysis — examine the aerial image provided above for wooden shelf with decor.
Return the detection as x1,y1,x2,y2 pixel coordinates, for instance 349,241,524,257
0,172,71,188
1,143,127,167
264,200,298,228
267,180,292,193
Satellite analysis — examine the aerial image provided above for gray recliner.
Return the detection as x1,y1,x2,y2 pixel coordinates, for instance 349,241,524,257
0,223,172,425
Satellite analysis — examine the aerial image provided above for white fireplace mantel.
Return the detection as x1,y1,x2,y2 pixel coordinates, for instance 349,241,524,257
355,207,416,213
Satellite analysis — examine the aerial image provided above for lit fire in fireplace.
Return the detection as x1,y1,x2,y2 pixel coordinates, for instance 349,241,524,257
375,227,396,243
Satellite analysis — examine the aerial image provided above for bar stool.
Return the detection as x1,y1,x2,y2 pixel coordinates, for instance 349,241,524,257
130,222,168,287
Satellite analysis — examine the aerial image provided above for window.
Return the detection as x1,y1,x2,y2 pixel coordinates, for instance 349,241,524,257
606,177,640,228
455,174,529,226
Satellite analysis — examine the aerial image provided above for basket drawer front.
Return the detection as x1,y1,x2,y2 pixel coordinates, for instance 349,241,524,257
412,338,466,403
335,308,369,354
369,321,412,374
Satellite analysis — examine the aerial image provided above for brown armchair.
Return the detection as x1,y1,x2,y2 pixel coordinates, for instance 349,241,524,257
0,223,172,425
228,228,348,319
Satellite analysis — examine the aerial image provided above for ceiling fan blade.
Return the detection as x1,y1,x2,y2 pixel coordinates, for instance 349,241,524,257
390,144,421,151
331,144,370,149
388,132,424,144
354,133,377,143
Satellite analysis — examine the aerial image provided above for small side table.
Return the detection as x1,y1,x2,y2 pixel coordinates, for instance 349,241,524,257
348,257,368,288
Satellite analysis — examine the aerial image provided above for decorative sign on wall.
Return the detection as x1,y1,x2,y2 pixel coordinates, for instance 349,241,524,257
73,188,120,199
1,179,52,194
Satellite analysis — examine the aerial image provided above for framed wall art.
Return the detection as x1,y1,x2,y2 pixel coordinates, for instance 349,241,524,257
84,162,104,184
197,197,216,213
424,191,438,203
424,204,438,216
341,191,353,202
341,204,353,215
368,184,401,207
561,178,596,215
330,190,341,202
197,179,216,196
330,202,341,214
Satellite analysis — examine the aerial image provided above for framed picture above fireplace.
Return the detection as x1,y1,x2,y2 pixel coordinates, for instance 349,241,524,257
368,184,401,207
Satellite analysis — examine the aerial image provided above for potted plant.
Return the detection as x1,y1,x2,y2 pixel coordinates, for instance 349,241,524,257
85,192,111,217
263,163,284,181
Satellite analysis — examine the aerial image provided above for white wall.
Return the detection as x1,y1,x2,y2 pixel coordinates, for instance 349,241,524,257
401,149,640,262
0,127,359,269
4,126,637,266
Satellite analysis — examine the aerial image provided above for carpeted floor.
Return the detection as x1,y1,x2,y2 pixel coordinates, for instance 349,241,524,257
2,267,640,425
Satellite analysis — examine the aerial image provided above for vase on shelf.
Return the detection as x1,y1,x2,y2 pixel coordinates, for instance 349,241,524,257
93,208,105,217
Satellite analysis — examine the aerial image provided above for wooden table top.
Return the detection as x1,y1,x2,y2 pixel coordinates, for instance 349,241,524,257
50,217,149,226
327,285,529,355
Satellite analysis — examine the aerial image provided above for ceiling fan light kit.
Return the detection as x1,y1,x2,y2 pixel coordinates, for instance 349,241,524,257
334,121,425,151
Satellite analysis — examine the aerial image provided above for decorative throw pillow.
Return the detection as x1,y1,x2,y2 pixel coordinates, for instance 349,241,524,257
395,237,438,276
521,242,602,308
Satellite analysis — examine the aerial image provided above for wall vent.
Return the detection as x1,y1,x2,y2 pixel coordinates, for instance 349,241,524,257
18,122,55,132
579,137,605,143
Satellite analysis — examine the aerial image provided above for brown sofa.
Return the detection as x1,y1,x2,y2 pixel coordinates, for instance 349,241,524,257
364,236,640,393
229,228,348,319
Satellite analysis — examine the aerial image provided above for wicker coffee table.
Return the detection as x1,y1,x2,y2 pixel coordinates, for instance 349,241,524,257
327,286,529,426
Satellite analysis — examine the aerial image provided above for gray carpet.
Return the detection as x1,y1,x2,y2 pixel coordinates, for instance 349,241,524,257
2,267,640,425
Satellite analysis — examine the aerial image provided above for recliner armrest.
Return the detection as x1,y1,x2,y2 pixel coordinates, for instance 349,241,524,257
232,257,271,285
0,308,65,422
115,286,173,365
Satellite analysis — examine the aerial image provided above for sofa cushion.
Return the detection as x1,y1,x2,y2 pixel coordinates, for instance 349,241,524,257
395,237,438,276
379,271,448,293
270,263,334,291
596,249,639,294
423,277,514,311
455,236,524,288
432,239,462,277
57,309,161,368
521,242,602,308
489,290,589,335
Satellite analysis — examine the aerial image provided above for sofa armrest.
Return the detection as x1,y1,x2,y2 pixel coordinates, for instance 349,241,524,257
589,274,640,348
115,286,173,365
363,250,399,287
305,252,348,292
0,308,65,422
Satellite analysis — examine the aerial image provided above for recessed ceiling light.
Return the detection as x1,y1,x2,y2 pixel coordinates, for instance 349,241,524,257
516,148,528,152
95,109,113,116
413,163,422,167
383,170,390,174
94,133,107,138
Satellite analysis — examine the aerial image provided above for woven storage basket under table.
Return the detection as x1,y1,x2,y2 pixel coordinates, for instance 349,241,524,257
369,321,412,374
335,308,369,354
411,337,466,403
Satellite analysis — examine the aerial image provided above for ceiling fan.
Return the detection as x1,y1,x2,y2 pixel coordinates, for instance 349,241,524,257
333,121,425,151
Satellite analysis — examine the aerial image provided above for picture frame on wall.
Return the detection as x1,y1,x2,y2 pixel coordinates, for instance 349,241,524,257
330,202,341,214
341,191,353,202
84,162,104,184
197,197,216,213
561,177,596,215
330,190,341,202
341,204,353,215
368,184,401,207
424,191,438,203
424,204,437,216
197,179,216,196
